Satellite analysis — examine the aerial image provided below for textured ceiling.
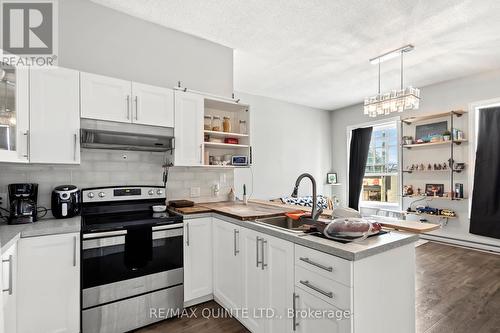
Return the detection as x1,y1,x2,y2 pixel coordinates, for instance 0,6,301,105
90,0,500,110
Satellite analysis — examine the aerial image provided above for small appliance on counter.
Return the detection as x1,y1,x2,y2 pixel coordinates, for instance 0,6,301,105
8,183,38,224
51,185,81,219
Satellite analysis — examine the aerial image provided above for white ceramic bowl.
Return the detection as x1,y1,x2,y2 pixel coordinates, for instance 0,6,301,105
152,205,167,213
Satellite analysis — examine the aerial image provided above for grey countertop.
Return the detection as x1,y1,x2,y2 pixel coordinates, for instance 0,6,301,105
0,216,81,253
185,212,419,261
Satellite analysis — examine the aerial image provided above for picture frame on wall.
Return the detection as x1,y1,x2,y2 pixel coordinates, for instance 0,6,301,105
425,183,444,197
327,173,337,184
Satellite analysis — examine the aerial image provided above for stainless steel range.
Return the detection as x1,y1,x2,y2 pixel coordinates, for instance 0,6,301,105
80,186,183,333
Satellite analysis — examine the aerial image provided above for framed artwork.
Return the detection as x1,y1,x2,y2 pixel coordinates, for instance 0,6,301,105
415,121,448,142
425,183,444,197
327,173,337,184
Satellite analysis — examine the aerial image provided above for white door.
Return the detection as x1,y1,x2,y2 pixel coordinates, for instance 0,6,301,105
132,82,174,127
184,217,213,303
2,242,17,333
30,67,80,164
241,229,267,333
174,91,204,166
0,64,29,163
213,218,243,310
80,72,132,123
294,287,351,333
17,233,80,333
263,235,294,333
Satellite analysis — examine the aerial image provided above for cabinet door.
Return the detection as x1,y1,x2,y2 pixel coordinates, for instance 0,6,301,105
174,91,204,166
2,242,17,333
80,72,132,123
241,228,267,333
184,217,213,303
17,233,80,333
213,218,243,310
294,287,351,333
263,235,294,333
132,82,174,127
0,63,29,163
30,67,80,164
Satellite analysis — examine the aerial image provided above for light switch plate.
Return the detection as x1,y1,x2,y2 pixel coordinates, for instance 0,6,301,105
190,187,200,198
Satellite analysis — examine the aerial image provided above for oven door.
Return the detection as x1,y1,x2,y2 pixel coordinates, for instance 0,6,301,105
82,224,183,309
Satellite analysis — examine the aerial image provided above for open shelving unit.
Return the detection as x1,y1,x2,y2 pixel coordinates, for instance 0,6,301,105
203,98,251,168
401,110,468,221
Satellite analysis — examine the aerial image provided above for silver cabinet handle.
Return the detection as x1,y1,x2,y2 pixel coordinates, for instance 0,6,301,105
73,133,78,161
233,229,239,256
23,130,30,158
2,255,13,295
292,292,299,331
261,239,267,270
126,95,130,119
256,236,262,267
134,96,138,120
199,144,203,164
186,223,190,246
73,236,77,267
299,257,333,272
299,280,333,298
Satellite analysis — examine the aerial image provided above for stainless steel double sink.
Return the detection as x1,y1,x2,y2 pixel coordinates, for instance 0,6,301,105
255,215,313,234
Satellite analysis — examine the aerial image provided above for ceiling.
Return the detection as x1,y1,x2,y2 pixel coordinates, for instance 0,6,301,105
91,0,500,110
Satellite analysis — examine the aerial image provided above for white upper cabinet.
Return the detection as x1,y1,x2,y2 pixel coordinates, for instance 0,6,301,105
183,217,213,304
30,67,80,164
131,82,174,127
80,72,132,123
0,63,29,163
17,233,80,333
174,91,204,166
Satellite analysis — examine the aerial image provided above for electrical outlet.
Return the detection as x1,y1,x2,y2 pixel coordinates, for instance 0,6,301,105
190,187,200,198
0,192,7,210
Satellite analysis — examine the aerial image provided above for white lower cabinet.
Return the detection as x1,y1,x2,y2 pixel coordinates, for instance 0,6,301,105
294,287,351,333
184,217,213,304
17,233,80,333
213,218,243,310
2,242,17,333
240,228,294,333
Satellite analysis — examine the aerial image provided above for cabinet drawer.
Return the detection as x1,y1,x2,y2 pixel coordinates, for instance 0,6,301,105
295,265,352,310
295,245,352,287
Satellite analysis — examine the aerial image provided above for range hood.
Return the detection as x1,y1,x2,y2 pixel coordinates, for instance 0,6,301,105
80,119,174,152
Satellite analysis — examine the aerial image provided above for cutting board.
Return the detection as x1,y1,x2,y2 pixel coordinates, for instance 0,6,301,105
170,206,213,214
199,201,294,220
375,219,440,234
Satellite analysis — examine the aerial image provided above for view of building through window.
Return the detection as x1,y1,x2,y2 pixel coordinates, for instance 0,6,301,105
362,123,399,204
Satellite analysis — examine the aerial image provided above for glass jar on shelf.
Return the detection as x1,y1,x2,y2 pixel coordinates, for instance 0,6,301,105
239,120,247,135
212,116,222,132
223,116,231,133
204,115,212,131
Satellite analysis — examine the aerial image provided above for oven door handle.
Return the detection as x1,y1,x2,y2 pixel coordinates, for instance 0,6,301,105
82,227,183,250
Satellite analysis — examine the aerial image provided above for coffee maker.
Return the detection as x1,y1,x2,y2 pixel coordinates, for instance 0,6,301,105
8,183,38,224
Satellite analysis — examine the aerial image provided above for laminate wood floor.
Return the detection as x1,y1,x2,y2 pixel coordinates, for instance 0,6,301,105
135,242,500,333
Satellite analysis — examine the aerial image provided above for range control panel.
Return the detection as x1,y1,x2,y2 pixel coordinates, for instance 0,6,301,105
82,186,165,203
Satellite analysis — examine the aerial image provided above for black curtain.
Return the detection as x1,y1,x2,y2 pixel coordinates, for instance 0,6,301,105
470,107,500,239
348,127,373,210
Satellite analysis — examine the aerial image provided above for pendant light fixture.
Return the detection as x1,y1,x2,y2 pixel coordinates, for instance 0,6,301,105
364,44,420,117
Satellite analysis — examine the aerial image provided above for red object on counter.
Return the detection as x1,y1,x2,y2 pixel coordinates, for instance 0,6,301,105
224,138,239,144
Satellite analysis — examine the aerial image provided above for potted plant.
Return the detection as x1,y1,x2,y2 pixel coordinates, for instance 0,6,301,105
402,136,413,145
443,130,451,141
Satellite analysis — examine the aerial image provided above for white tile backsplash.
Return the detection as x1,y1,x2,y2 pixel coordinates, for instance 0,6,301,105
0,150,234,213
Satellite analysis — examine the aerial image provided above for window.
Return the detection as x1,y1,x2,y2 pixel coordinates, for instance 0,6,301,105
361,123,399,205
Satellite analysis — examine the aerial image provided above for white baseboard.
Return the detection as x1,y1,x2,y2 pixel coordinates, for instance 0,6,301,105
422,234,500,254
184,294,214,308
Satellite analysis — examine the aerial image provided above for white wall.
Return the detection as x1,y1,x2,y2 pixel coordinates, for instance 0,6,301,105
330,69,500,249
58,0,233,97
234,92,332,200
